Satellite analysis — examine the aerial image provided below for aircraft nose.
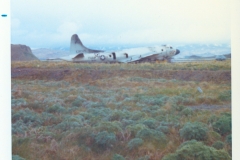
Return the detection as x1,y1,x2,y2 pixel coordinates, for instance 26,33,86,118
175,49,180,55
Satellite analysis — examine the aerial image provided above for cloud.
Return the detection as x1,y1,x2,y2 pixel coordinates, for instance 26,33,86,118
49,21,82,44
11,0,231,48
57,22,80,35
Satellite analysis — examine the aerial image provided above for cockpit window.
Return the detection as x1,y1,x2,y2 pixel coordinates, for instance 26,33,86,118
170,46,172,49
161,49,163,51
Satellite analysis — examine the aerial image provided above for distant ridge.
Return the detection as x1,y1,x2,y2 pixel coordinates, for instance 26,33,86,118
32,48,70,60
11,44,39,61
224,53,231,58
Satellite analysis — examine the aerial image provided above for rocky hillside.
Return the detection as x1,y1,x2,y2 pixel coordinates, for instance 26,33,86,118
11,44,39,61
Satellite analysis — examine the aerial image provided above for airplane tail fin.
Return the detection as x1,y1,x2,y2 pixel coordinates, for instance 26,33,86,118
70,34,103,54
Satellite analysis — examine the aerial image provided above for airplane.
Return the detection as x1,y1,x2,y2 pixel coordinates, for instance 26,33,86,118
57,34,180,63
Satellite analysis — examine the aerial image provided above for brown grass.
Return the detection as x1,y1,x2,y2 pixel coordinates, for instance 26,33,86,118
11,59,231,70
11,60,231,160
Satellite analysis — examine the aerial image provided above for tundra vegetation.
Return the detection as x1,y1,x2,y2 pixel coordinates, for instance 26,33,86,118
12,60,231,160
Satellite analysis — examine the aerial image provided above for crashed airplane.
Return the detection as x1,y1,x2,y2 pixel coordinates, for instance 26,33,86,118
58,34,180,63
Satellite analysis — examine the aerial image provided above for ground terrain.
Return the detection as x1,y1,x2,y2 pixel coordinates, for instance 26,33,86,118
12,60,231,160
12,68,230,83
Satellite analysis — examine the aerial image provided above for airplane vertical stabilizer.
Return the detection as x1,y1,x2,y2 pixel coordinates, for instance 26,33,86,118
70,34,103,54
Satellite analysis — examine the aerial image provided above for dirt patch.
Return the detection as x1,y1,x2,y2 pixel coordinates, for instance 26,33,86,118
11,68,231,83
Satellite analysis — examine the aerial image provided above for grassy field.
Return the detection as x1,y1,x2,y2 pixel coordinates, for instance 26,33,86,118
12,59,231,71
12,60,231,160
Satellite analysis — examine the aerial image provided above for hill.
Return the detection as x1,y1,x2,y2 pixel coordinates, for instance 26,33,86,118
11,44,39,61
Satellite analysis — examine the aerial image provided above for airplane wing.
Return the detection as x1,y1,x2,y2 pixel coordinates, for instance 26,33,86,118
118,52,159,63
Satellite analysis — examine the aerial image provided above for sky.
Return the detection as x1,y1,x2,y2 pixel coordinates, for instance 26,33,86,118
11,0,231,48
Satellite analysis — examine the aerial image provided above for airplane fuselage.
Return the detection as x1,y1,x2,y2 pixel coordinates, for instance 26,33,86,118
69,46,179,63
57,34,180,63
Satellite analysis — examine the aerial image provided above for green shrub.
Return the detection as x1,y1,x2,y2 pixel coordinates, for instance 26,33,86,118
79,112,93,120
122,119,135,127
208,115,219,124
180,107,193,116
162,140,231,160
46,104,66,113
136,94,168,106
112,154,125,160
174,105,185,112
156,125,169,134
12,98,27,107
12,108,42,127
127,138,144,150
110,111,125,121
27,101,45,110
130,111,146,120
88,101,107,108
87,107,112,117
141,118,157,129
77,126,94,146
149,105,160,110
179,122,209,141
12,120,28,134
94,131,116,148
150,109,167,117
170,96,189,105
41,112,60,124
213,114,231,135
55,120,83,131
85,85,101,92
155,114,180,124
54,115,84,131
12,155,26,160
225,134,231,145
67,106,79,113
126,124,147,137
96,121,122,133
212,141,224,150
141,107,151,113
136,128,166,143
71,96,86,107
12,109,27,122
162,154,178,160
109,110,128,121
138,155,150,160
218,90,231,101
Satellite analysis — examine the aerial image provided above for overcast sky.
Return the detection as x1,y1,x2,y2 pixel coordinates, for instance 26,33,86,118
11,0,231,48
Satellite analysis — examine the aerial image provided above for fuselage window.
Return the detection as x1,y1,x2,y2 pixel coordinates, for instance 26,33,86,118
161,49,163,51
170,47,172,49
